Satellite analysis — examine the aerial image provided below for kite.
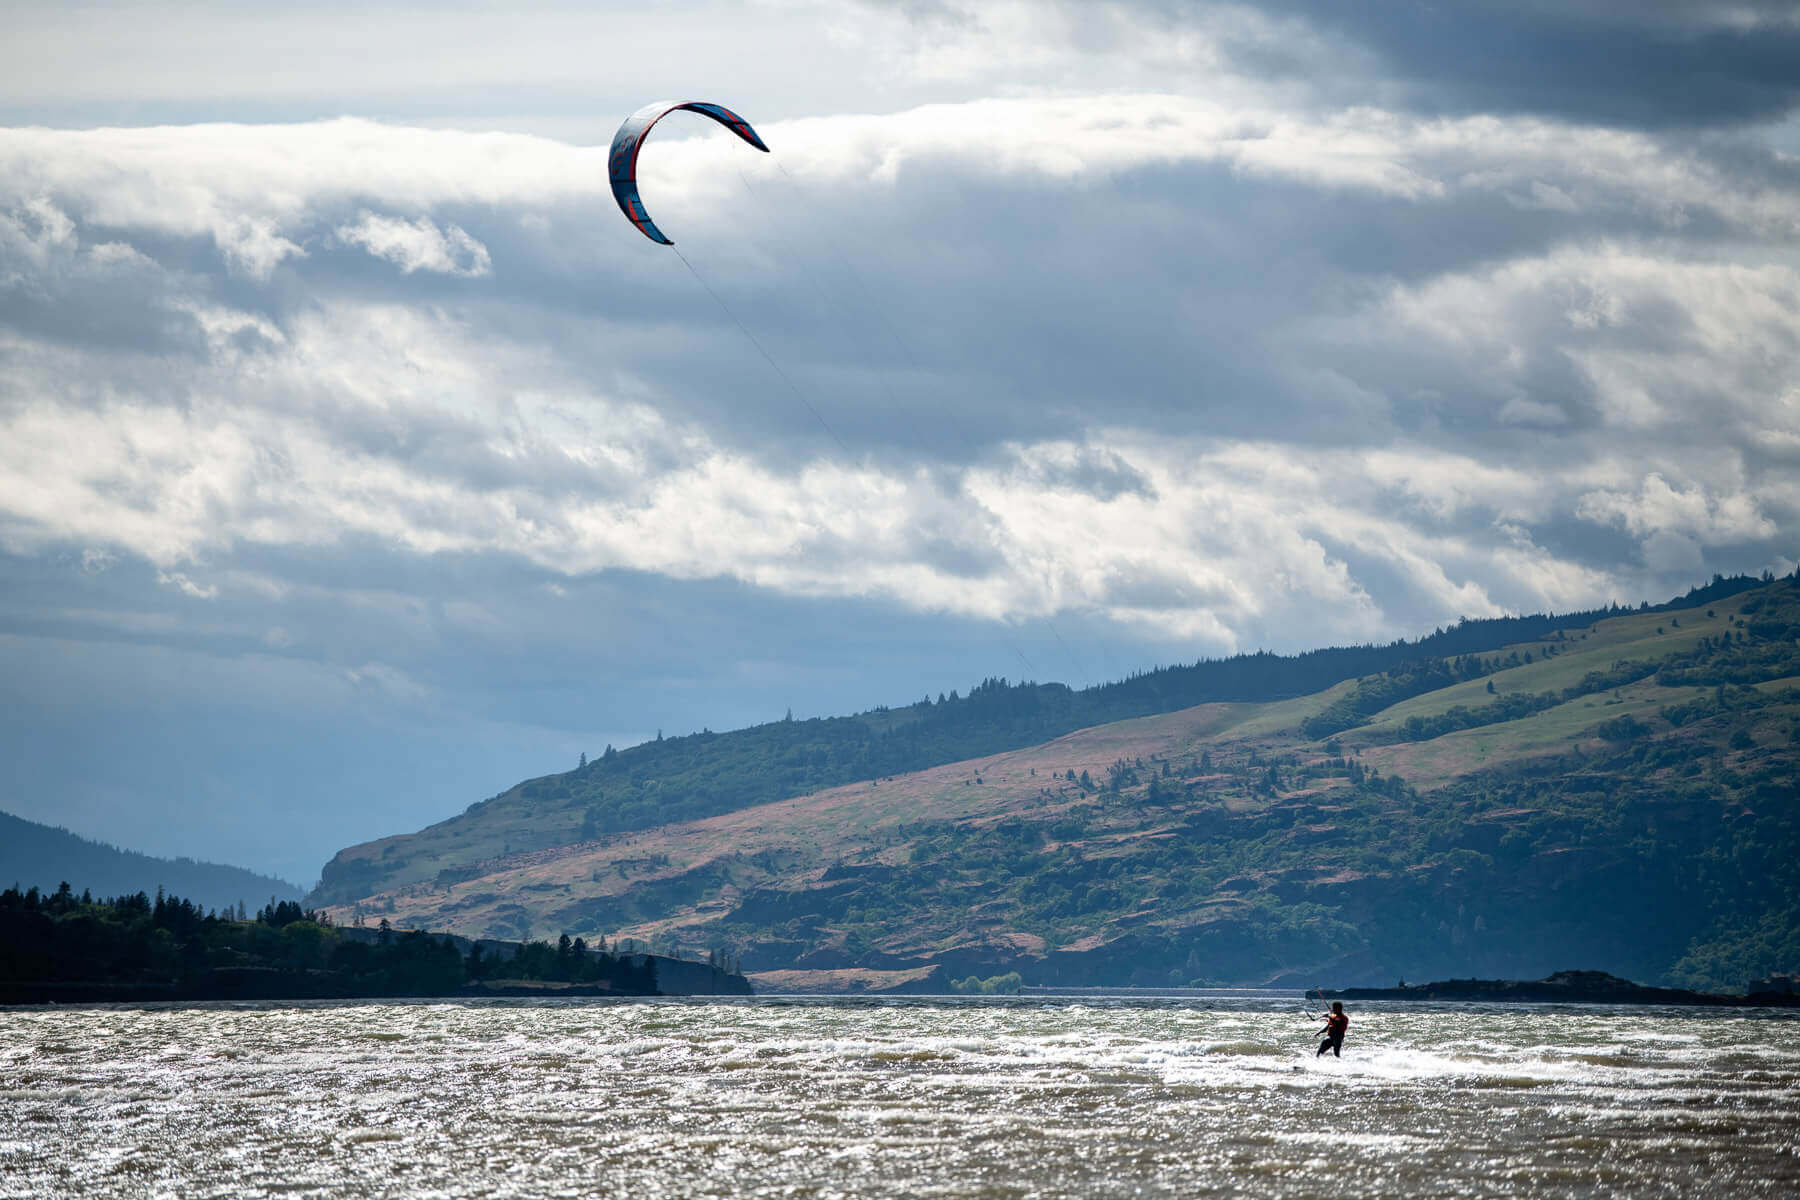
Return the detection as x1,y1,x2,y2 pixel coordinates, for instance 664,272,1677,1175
608,101,770,245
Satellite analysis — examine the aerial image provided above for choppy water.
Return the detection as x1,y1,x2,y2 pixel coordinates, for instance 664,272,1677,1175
2,995,1796,1198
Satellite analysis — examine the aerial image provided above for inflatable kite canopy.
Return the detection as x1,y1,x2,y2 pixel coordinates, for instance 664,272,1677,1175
609,101,771,245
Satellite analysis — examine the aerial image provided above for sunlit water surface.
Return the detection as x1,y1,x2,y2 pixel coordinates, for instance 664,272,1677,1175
2,995,1796,1198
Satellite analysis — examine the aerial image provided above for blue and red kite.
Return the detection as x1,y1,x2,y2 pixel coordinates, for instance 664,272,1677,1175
608,101,771,245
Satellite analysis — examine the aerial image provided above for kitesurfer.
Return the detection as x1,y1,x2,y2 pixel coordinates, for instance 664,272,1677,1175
1316,1001,1348,1057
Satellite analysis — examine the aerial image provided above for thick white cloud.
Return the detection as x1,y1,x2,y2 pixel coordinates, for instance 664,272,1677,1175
0,310,1706,657
3,103,1795,644
1577,473,1779,545
2,101,1792,298
336,212,491,277
0,120,601,278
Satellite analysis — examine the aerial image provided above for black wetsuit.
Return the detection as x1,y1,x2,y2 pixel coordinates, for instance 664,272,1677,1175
1317,1011,1348,1057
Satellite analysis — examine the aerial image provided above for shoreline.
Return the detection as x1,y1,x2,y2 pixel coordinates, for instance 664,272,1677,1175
1321,969,1799,1008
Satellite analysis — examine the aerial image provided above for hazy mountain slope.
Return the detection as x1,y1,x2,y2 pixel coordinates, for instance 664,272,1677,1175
311,577,1764,908
0,811,303,912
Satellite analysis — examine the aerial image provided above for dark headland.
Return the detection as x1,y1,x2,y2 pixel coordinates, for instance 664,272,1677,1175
1322,969,1799,1007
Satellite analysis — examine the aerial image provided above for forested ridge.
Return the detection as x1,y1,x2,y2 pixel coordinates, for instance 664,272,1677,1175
314,574,1767,905
309,574,1797,992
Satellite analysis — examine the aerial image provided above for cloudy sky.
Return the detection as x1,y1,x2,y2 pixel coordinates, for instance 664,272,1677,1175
3,1,1797,885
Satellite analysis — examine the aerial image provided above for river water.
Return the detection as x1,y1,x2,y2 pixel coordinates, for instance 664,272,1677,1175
2,995,1796,1198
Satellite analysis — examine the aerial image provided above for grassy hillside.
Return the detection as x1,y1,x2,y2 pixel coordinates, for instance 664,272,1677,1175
0,811,303,913
311,575,1799,992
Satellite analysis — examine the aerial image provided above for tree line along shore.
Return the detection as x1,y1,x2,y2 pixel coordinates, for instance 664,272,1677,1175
0,884,750,1004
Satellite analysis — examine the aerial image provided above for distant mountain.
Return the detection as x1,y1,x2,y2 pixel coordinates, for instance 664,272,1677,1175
0,811,302,913
310,573,1798,993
